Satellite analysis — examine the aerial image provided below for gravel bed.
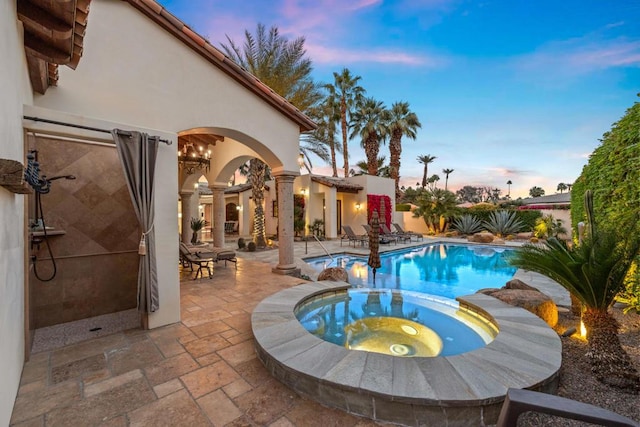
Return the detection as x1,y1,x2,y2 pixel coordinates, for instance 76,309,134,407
519,307,640,426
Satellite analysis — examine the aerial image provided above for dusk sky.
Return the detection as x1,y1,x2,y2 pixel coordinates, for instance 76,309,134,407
158,0,639,199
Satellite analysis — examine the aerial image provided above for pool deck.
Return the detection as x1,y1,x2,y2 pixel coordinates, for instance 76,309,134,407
252,281,562,426
11,236,569,426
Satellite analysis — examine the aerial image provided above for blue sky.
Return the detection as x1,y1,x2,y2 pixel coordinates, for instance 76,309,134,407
158,0,639,199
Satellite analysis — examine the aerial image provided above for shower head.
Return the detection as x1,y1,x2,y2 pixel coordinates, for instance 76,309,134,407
47,175,76,181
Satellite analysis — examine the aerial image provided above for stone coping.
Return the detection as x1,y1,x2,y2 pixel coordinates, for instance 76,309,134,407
252,281,562,426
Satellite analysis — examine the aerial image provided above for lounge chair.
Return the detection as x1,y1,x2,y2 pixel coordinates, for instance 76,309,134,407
179,242,215,279
393,223,423,241
381,223,411,243
341,225,368,247
496,388,638,427
362,224,396,245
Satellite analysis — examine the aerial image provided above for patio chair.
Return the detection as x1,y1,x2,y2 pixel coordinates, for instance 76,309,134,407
393,223,423,241
362,224,396,245
381,223,411,243
179,242,215,279
496,388,638,427
341,225,368,247
209,246,237,269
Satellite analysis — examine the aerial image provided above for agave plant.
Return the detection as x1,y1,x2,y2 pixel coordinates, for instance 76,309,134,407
452,214,484,235
509,191,640,392
483,210,524,236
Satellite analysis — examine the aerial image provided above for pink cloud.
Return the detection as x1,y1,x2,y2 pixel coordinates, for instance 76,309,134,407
306,43,444,66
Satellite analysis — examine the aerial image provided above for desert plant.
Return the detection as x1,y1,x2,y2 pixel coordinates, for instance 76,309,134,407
508,190,640,392
247,241,256,252
452,214,484,235
189,217,208,244
237,238,246,250
534,214,568,239
308,219,325,237
483,210,524,236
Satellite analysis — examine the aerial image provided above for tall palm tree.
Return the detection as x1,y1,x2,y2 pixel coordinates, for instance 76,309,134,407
331,68,365,177
442,168,454,191
222,24,322,246
350,97,387,176
557,182,568,193
417,155,437,188
509,191,640,392
506,180,512,198
388,102,422,199
312,87,341,176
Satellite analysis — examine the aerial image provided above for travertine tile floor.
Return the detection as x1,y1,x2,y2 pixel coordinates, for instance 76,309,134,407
12,237,567,426
11,253,385,427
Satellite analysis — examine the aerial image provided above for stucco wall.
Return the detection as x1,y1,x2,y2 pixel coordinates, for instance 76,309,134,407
34,0,302,174
0,5,33,425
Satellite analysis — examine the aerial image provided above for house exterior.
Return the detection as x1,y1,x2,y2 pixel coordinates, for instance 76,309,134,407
519,193,573,238
0,1,314,423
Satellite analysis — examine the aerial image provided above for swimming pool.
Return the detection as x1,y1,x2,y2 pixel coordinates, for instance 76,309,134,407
305,243,517,299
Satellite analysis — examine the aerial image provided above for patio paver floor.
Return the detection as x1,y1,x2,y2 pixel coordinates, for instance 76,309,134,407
11,237,568,426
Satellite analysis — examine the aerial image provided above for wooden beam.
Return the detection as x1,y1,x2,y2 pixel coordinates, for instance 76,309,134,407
23,32,71,64
17,0,73,39
26,54,49,94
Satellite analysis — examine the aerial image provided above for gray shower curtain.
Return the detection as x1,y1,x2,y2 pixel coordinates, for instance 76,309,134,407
112,129,159,313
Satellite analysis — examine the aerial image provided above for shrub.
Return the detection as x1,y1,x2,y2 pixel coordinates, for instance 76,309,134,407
483,210,524,236
247,241,256,252
534,214,568,239
452,214,484,235
396,203,411,212
515,210,542,231
237,238,246,249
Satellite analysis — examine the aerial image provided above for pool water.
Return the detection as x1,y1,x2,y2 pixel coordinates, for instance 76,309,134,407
305,243,517,299
295,288,498,357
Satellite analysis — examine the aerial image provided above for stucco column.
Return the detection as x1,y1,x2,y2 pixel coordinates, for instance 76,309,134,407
272,172,300,275
180,191,193,244
210,185,226,248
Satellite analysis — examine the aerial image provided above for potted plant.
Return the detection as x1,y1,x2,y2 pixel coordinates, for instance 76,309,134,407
190,217,208,244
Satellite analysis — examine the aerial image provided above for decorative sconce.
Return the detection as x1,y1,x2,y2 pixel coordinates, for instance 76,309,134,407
236,205,242,212
355,203,361,211
300,188,307,196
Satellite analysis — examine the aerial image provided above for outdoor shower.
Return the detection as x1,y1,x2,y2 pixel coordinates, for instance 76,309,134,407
25,150,76,281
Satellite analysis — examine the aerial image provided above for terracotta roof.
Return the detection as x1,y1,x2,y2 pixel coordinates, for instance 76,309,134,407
124,0,316,132
17,0,91,94
310,175,363,193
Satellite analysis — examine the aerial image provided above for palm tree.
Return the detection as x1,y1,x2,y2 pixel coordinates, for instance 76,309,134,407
529,186,545,197
442,168,454,191
509,191,640,392
351,157,390,177
221,24,322,246
427,174,440,191
248,159,268,247
417,154,437,188
316,86,342,176
388,102,421,199
566,182,573,192
350,97,387,176
330,68,365,177
557,182,568,193
506,180,512,198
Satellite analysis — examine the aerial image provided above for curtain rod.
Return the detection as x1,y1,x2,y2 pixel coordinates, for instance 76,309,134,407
23,116,172,145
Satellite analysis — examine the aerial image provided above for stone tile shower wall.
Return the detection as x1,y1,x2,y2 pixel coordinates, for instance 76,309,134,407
29,136,139,328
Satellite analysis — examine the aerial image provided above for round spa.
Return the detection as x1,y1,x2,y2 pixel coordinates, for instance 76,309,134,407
296,288,497,358
252,282,561,426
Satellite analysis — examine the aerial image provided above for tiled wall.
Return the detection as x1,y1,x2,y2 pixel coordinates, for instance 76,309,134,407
29,136,140,328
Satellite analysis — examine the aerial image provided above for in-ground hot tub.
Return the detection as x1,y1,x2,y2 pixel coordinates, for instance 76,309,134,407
252,281,561,426
296,288,498,358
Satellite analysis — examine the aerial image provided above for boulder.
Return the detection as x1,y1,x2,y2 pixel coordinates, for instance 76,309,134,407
483,289,558,327
505,278,539,292
317,267,349,283
492,238,505,245
467,232,494,243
